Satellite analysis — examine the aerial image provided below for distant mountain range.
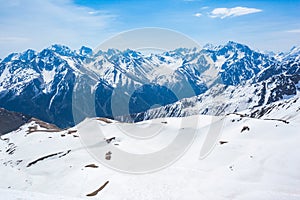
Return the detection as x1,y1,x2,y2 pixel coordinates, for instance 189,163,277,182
0,42,299,127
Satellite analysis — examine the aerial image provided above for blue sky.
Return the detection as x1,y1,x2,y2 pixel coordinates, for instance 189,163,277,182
0,0,299,58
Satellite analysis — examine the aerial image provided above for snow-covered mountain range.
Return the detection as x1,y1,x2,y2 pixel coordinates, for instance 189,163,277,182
0,42,299,127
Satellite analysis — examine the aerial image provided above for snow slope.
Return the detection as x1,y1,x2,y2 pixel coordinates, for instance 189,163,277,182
1,113,300,199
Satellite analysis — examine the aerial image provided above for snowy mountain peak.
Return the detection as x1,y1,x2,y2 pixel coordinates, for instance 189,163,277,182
79,46,92,56
203,43,217,50
218,41,251,55
227,40,246,47
20,49,36,62
2,53,20,63
48,44,77,57
123,48,142,58
289,45,300,54
285,46,300,61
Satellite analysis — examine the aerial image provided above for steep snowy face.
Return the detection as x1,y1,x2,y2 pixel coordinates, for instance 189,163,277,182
257,46,300,82
0,45,83,127
87,47,209,98
204,41,275,85
87,49,154,87
156,42,274,87
282,46,300,76
0,50,39,94
0,45,83,94
139,72,300,122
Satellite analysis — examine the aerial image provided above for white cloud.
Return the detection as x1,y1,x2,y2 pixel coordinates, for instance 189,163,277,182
286,29,300,33
194,13,202,17
209,7,262,19
0,0,116,58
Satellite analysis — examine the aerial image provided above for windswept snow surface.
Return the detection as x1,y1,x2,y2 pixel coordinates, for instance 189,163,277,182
0,114,300,199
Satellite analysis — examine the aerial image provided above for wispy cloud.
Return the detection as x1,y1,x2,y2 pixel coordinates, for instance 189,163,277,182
0,0,116,57
209,7,262,19
194,13,202,17
0,37,30,42
286,29,300,33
